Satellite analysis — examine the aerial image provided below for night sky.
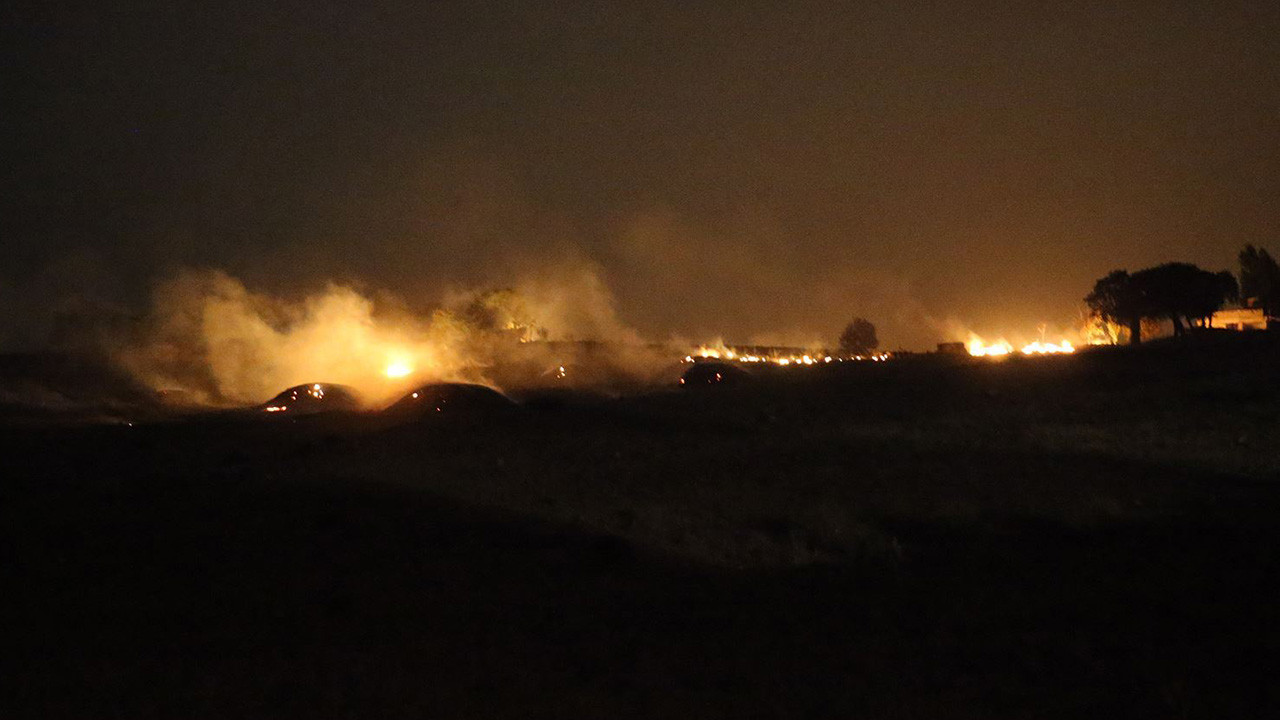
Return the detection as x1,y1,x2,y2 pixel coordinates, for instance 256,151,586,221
5,0,1278,350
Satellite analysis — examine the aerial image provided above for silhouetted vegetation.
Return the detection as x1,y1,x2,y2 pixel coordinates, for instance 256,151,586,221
1137,263,1237,335
838,318,878,356
1086,263,1237,343
1239,244,1279,318
1086,270,1146,344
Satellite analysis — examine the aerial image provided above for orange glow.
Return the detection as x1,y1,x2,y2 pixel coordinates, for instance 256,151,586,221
384,360,413,378
686,344,889,366
1020,340,1074,355
967,338,1013,357
967,335,1075,357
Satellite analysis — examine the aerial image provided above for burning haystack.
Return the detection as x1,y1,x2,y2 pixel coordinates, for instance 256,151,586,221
383,382,517,421
259,383,362,415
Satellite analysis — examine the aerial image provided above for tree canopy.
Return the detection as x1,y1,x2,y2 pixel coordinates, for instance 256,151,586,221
838,318,878,356
1085,263,1237,344
1085,270,1146,344
1130,263,1237,336
1239,245,1279,317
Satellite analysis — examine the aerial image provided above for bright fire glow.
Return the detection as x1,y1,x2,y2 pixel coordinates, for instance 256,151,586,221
967,336,1075,357
1021,340,1074,355
384,360,413,378
967,338,1013,357
686,344,889,365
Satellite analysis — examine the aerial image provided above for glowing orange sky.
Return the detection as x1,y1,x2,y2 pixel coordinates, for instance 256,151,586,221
4,1,1277,350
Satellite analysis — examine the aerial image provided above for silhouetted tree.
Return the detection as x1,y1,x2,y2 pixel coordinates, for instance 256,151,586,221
1131,263,1236,335
1085,270,1146,344
838,318,878,356
1190,271,1239,326
1239,244,1279,317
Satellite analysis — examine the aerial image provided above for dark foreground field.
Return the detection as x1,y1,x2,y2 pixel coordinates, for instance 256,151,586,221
4,339,1280,718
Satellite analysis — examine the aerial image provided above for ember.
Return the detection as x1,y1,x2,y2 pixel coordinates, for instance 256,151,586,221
257,383,362,415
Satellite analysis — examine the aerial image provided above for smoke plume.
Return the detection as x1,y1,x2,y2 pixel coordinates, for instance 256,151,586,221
116,263,665,407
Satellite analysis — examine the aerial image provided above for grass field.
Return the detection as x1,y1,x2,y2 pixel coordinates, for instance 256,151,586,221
3,336,1279,718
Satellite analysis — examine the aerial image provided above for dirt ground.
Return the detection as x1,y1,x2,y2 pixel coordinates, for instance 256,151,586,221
3,336,1279,718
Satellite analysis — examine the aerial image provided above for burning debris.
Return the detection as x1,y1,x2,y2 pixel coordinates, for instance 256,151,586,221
259,383,362,415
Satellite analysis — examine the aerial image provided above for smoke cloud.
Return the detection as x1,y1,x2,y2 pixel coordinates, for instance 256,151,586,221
114,261,674,407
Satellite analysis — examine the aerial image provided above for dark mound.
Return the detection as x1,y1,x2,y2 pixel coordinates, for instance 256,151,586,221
679,361,753,387
512,387,614,411
0,352,163,425
383,382,517,420
258,383,363,415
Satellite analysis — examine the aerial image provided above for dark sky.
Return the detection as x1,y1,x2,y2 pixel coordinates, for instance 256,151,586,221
4,0,1278,349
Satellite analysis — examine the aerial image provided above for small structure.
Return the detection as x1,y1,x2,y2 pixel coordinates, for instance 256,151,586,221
1209,306,1270,331
936,342,968,355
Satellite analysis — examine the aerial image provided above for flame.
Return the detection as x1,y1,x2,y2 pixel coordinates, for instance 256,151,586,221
967,338,1013,357
1020,340,1074,355
1081,313,1123,345
967,335,1075,357
687,344,889,365
384,360,413,378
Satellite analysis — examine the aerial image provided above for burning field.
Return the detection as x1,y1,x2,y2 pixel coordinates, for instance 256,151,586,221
0,265,1125,427
3,268,1279,720
10,1,1280,714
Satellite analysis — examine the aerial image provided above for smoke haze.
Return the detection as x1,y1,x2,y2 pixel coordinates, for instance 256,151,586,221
4,1,1276,353
114,263,672,405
